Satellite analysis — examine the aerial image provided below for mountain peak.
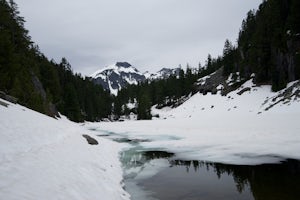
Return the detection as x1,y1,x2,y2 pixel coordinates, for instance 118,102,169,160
90,62,145,95
90,62,182,95
115,62,132,68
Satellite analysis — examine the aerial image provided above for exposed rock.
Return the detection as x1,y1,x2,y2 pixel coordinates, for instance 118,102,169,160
31,73,59,117
82,134,99,145
156,95,190,109
0,91,18,104
196,67,225,95
31,73,47,100
0,99,9,107
195,67,246,96
115,62,132,68
237,87,251,95
262,80,300,111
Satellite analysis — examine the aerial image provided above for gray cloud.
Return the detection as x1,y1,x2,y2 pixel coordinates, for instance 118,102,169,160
15,0,262,76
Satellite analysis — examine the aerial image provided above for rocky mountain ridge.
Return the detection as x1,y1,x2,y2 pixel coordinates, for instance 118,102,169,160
90,62,145,96
90,62,180,95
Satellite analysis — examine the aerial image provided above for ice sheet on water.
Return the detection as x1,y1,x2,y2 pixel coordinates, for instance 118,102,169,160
174,151,285,165
85,79,300,166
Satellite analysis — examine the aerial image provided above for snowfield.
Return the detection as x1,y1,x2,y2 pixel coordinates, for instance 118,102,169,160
87,79,300,165
0,99,129,200
1,79,300,199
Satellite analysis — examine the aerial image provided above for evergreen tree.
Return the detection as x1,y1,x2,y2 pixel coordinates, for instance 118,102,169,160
223,39,235,76
137,93,151,120
63,83,81,122
206,54,212,69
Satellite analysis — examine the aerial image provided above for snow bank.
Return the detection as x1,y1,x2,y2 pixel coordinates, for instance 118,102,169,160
87,80,300,165
0,99,129,200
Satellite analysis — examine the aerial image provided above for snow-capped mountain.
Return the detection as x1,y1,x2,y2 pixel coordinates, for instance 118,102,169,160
91,62,182,95
90,62,146,95
144,68,181,80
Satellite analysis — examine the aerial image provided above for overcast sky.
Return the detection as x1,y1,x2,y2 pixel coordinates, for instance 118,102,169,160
14,0,262,76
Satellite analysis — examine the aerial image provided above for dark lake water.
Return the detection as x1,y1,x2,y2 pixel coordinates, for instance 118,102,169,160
96,131,300,200
140,157,300,200
121,148,300,200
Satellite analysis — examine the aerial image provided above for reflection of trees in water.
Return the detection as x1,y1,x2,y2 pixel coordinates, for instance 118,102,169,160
143,151,175,160
170,159,300,200
123,148,300,199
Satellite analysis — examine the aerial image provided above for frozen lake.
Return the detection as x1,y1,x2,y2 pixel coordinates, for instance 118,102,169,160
95,130,300,200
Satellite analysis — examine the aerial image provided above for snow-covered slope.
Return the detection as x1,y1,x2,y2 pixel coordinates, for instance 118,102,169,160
90,62,145,95
0,99,129,200
88,79,300,165
154,78,300,119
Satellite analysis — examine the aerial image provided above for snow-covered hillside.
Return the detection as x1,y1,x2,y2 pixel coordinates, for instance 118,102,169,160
154,79,300,119
87,79,300,165
0,99,129,200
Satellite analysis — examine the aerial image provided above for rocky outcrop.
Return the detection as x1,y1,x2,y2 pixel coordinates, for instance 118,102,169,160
195,67,247,96
237,87,251,95
0,99,9,107
0,91,18,104
82,134,99,145
115,62,131,68
31,73,58,117
262,80,300,111
196,67,225,95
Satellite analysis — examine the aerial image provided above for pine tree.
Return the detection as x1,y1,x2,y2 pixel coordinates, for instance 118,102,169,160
137,93,151,120
63,83,82,122
206,54,212,69
223,39,235,76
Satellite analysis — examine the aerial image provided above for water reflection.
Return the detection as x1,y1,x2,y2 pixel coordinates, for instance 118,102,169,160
143,151,175,160
167,159,300,200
